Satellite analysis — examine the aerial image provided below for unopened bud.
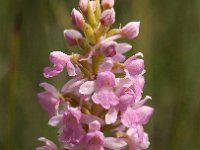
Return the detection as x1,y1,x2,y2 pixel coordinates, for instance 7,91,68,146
100,8,115,26
79,0,88,13
122,22,140,39
71,9,85,28
102,0,115,10
64,29,83,46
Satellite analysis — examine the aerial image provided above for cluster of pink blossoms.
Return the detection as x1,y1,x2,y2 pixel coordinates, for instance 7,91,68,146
36,0,154,150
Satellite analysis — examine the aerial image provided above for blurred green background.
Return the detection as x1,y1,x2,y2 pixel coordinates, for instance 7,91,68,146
0,0,200,149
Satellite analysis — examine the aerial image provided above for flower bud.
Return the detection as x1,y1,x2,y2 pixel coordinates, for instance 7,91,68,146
79,0,88,13
100,8,115,26
122,22,140,39
102,0,115,10
64,29,83,46
71,8,85,28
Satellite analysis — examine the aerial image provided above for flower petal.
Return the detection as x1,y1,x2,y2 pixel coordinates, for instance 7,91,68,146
79,81,95,95
121,107,138,128
48,114,63,127
66,60,77,76
39,82,59,97
61,77,86,93
81,114,105,125
105,107,118,124
99,59,113,72
43,51,76,78
37,92,59,118
43,66,64,78
136,106,154,125
104,137,127,150
37,137,57,150
116,43,132,54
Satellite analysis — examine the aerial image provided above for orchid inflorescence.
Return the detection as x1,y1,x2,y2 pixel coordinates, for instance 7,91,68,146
36,0,154,150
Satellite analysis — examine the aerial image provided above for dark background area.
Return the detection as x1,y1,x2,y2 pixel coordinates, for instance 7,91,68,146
0,0,200,149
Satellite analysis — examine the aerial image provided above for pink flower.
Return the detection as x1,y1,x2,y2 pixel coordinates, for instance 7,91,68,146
59,108,86,147
85,121,105,150
92,71,119,109
79,71,119,109
105,77,135,124
37,83,60,118
36,137,57,150
122,22,140,39
43,51,76,78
